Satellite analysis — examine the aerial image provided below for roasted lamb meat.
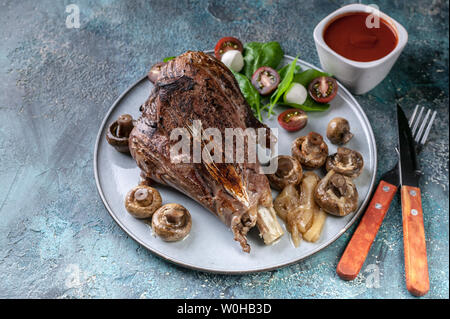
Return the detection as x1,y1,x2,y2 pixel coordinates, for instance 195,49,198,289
129,51,283,252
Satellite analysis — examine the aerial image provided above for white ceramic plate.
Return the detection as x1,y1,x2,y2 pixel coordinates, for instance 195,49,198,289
94,54,377,274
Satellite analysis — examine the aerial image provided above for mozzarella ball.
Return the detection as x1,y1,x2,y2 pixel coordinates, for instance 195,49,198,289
221,50,244,72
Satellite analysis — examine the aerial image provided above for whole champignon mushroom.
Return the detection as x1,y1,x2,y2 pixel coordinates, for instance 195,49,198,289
292,132,329,169
326,147,364,178
152,203,192,242
267,155,303,191
106,114,135,154
124,185,162,219
314,170,358,216
326,117,353,145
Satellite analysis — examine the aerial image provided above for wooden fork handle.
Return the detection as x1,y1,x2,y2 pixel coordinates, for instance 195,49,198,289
401,186,430,296
337,180,397,280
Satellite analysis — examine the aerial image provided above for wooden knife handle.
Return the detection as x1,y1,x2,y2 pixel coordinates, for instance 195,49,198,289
401,186,429,296
337,180,397,280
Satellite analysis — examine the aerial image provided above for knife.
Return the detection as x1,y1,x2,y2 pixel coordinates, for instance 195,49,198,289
396,104,430,296
336,154,398,281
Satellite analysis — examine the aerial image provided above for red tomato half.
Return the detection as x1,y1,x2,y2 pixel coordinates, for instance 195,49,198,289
278,109,308,132
308,76,338,103
214,37,243,60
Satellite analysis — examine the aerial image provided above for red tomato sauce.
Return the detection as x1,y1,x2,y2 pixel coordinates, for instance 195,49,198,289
323,12,398,62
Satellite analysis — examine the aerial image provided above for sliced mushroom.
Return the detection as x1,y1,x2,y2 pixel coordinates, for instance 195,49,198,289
273,184,300,222
124,185,162,219
152,203,192,242
314,170,358,216
326,147,364,178
292,132,329,169
106,114,135,154
267,155,303,190
326,117,353,145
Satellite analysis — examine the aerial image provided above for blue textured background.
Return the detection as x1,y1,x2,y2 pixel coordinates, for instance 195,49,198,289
0,0,448,298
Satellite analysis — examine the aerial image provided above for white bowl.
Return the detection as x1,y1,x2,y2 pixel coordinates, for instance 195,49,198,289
313,3,408,95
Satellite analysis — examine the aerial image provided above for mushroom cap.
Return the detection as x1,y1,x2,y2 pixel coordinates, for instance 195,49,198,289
267,155,303,190
124,185,162,219
106,114,135,153
326,117,353,145
152,203,192,242
292,132,329,169
314,170,358,216
326,147,364,178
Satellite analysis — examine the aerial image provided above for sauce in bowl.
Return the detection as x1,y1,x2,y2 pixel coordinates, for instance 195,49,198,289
323,12,398,62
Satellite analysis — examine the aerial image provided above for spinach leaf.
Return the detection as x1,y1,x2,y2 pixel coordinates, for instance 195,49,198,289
242,42,284,79
163,56,176,62
232,71,262,121
278,100,330,112
267,56,299,116
293,68,332,86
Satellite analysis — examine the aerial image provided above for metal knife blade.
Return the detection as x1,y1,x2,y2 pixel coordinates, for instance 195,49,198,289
397,104,420,187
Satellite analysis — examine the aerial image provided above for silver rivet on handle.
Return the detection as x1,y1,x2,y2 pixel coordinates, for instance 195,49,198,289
383,186,390,192
410,190,417,196
375,203,382,209
411,209,418,216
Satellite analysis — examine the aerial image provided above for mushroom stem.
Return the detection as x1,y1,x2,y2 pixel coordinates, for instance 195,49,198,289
166,209,185,225
331,174,347,196
117,114,134,137
308,132,323,146
134,188,153,206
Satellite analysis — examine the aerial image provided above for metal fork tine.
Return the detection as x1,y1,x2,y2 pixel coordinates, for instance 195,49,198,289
409,105,419,127
420,110,437,146
415,109,431,142
411,106,424,137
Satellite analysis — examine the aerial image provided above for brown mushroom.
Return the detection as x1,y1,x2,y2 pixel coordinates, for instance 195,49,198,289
152,203,192,242
106,114,135,153
326,147,364,178
292,132,329,169
124,185,162,219
267,155,303,190
326,117,353,145
314,170,358,216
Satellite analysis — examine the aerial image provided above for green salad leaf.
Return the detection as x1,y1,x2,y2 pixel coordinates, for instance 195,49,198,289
242,42,284,79
163,56,176,62
293,68,332,86
232,70,262,121
267,56,299,116
277,63,301,80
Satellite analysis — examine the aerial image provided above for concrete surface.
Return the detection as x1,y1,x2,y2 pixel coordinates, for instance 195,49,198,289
0,0,448,298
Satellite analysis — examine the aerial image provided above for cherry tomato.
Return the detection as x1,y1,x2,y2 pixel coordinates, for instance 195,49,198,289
251,66,280,96
148,62,165,83
214,37,243,60
278,109,308,132
308,76,338,103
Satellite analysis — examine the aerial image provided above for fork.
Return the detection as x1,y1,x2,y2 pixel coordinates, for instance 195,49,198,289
336,105,436,281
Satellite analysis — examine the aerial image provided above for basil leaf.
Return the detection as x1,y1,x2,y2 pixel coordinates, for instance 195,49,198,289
163,56,176,62
242,42,284,79
232,71,262,121
293,69,332,86
268,56,299,116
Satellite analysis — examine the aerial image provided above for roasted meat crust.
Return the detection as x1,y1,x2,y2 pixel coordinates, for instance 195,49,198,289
129,51,275,252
